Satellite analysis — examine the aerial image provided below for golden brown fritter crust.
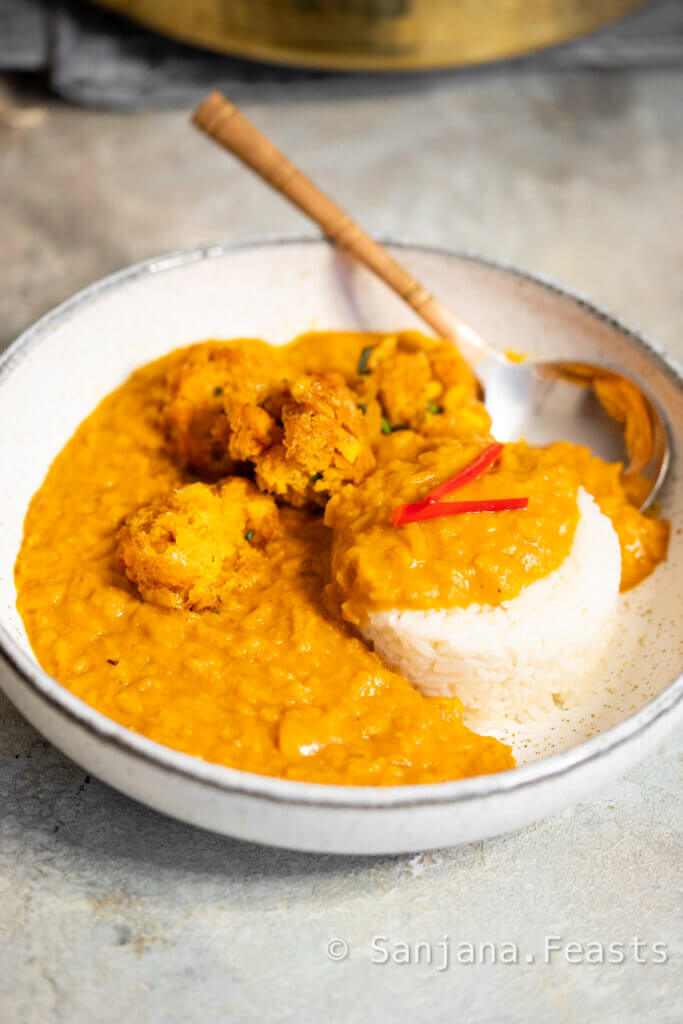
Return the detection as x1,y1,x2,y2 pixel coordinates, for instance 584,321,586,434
160,332,488,508
116,478,280,611
225,400,281,463
255,373,375,507
357,331,491,440
163,340,281,479
163,341,376,507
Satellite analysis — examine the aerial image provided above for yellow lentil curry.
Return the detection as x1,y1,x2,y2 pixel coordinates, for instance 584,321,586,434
15,332,668,785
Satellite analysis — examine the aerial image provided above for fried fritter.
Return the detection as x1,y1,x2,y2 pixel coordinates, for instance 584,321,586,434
165,339,376,507
117,478,280,611
255,373,375,506
163,340,280,479
357,331,491,440
161,333,487,508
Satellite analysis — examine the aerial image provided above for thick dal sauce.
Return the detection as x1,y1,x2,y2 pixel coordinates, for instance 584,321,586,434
15,343,514,784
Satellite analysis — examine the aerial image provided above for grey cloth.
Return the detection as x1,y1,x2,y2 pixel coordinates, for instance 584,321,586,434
0,0,47,69
1,0,682,109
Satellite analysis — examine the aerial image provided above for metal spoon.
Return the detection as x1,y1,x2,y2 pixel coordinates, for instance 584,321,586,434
192,92,669,509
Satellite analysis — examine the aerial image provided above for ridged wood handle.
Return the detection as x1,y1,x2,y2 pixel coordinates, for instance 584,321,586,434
192,91,490,359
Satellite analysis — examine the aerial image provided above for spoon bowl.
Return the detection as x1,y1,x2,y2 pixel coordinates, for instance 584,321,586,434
475,354,669,509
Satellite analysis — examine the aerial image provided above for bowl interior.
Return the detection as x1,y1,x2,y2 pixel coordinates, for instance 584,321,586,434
0,240,681,766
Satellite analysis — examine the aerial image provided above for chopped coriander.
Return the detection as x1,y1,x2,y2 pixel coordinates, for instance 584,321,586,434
381,417,408,435
357,403,367,414
358,346,374,376
213,386,223,397
428,400,443,415
243,530,255,543
309,472,323,483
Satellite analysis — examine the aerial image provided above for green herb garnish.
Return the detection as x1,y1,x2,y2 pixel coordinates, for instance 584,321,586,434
428,400,443,415
244,530,255,543
358,346,374,376
381,416,408,435
309,472,323,484
357,403,367,414
213,386,223,397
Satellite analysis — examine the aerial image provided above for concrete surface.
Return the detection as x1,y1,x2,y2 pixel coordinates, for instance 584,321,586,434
0,68,681,1022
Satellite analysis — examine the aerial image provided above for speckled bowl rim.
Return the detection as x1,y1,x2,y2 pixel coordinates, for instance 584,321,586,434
0,236,681,811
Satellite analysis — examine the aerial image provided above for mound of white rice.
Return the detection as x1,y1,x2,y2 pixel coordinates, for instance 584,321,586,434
362,488,621,723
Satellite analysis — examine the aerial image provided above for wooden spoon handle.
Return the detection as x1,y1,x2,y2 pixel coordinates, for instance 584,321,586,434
192,92,489,358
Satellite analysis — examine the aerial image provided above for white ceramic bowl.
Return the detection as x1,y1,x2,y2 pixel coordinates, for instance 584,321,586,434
0,239,681,855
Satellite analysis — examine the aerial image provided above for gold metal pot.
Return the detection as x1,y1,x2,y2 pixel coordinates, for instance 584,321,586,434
91,0,650,71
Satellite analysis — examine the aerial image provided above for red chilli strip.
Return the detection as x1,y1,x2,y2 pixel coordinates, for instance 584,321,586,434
391,496,529,527
423,442,504,503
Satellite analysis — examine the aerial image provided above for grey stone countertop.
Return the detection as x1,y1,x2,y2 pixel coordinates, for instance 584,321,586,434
0,67,681,1023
